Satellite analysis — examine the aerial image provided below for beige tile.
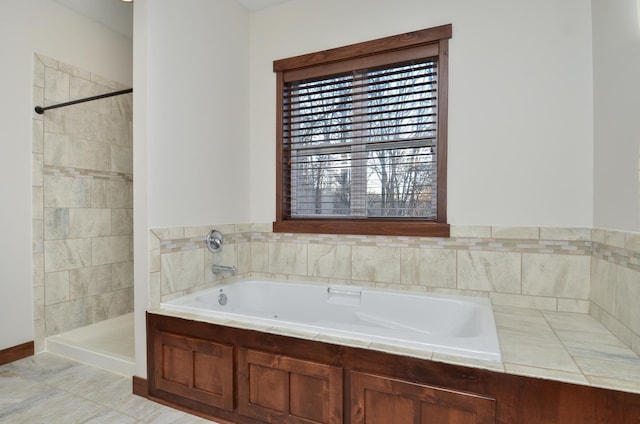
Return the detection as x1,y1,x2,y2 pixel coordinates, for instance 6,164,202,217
597,309,633,348
69,208,111,238
252,222,273,232
557,298,590,313
490,292,557,311
586,375,640,395
498,333,581,373
589,257,617,314
33,119,44,153
69,265,112,299
92,236,131,265
32,187,44,220
449,225,491,238
44,67,70,103
491,226,539,239
33,253,44,287
112,261,134,289
615,266,640,335
33,153,43,187
457,251,521,293
45,298,87,336
44,208,69,240
91,180,132,208
269,242,307,276
92,113,130,146
149,272,161,309
542,311,609,334
111,208,133,236
401,247,456,288
504,363,588,385
522,253,590,299
45,271,70,305
183,225,213,238
625,232,640,252
33,54,45,87
540,227,591,241
308,244,352,280
33,87,44,121
591,228,606,244
33,291,44,322
69,75,108,100
44,239,92,272
67,138,111,171
161,249,205,294
44,175,91,208
236,241,251,275
494,307,555,339
44,133,69,166
575,356,640,382
352,245,400,284
251,241,269,273
605,230,626,248
32,219,44,253
110,145,132,174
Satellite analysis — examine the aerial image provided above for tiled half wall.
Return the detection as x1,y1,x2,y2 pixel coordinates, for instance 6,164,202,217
32,54,133,351
150,224,640,356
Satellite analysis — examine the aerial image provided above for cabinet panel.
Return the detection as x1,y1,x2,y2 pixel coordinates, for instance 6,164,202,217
153,331,234,410
238,348,342,424
351,371,495,424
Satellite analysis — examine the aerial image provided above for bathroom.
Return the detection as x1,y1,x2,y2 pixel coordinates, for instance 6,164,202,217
1,0,640,421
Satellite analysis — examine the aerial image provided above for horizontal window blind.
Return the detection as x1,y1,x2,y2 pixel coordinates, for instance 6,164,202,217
282,59,439,219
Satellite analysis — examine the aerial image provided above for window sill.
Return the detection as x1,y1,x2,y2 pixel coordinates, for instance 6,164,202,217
273,219,450,238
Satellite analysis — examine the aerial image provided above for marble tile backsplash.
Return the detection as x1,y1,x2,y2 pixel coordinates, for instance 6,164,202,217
32,54,133,351
151,224,640,357
150,224,592,311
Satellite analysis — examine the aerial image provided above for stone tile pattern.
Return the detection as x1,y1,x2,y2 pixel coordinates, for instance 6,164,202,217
590,229,640,358
33,54,133,350
150,224,593,314
151,224,640,358
0,353,216,423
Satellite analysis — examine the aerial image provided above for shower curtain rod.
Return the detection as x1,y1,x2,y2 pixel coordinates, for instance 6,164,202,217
34,88,133,114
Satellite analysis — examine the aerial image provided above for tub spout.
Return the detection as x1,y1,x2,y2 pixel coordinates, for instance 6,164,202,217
211,264,236,276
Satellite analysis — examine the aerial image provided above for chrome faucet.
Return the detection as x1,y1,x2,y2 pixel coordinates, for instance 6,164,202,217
211,264,236,276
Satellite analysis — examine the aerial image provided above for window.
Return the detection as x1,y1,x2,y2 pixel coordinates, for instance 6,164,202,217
273,25,452,237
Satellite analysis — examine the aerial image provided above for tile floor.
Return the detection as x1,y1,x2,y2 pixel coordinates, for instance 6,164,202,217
0,353,218,423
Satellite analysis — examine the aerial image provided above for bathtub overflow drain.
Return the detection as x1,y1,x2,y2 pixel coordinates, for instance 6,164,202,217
218,293,227,306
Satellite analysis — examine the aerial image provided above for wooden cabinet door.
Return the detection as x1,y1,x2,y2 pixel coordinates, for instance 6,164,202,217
351,371,495,424
238,348,343,424
153,331,234,410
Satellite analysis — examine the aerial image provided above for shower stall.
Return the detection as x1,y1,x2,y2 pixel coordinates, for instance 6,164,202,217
32,54,134,375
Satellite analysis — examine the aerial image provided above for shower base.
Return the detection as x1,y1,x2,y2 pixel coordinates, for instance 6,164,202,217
46,313,135,377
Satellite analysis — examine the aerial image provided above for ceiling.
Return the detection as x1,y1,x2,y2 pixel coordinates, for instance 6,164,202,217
52,0,290,40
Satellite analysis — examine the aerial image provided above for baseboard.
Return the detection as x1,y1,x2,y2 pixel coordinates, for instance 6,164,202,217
0,341,34,366
132,376,148,397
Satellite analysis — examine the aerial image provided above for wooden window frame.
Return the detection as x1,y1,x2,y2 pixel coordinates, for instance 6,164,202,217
273,24,452,237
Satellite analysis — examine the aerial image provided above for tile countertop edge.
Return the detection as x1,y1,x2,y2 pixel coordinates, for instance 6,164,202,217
148,307,640,396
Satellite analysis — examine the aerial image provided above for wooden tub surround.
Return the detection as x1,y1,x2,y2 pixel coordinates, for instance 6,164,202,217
147,312,640,424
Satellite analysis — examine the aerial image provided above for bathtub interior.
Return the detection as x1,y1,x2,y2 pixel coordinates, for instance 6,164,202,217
161,280,502,362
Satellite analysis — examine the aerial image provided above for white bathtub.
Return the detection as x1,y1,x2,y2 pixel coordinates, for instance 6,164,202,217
161,279,502,362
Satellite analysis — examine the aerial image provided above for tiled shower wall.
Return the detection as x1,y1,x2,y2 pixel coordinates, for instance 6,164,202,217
151,224,640,356
32,54,133,351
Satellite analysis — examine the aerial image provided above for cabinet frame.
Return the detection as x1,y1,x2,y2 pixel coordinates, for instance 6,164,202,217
146,312,640,424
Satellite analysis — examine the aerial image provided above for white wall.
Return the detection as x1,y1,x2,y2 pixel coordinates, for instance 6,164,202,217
249,0,594,227
133,0,250,376
0,0,132,351
145,0,251,228
592,0,640,232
